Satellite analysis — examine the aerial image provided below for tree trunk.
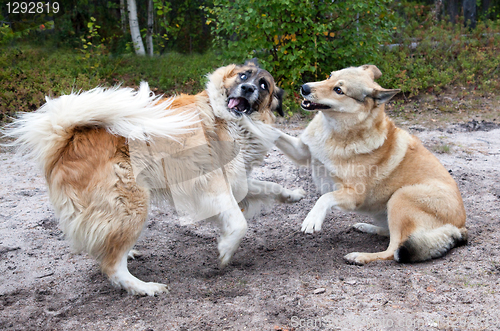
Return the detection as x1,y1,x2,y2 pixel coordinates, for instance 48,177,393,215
120,0,127,33
127,0,146,55
146,0,154,56
447,0,460,23
463,0,477,28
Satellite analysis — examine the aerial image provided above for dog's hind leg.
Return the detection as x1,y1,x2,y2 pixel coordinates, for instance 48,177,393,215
344,215,412,265
345,185,466,265
83,160,167,296
95,161,169,296
344,190,424,265
48,129,168,295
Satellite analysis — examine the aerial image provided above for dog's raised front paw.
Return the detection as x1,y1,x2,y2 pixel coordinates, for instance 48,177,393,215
344,252,367,266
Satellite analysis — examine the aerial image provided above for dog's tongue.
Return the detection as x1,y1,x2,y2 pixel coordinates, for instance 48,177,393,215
228,98,240,109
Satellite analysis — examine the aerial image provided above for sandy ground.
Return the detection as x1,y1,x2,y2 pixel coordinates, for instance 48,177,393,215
1,113,499,330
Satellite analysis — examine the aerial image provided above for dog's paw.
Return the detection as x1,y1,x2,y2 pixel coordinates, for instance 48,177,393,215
283,188,306,203
352,223,389,236
219,252,233,267
352,223,369,233
111,275,169,296
126,282,170,296
127,249,142,260
110,264,169,296
301,209,324,234
218,241,238,267
344,252,367,266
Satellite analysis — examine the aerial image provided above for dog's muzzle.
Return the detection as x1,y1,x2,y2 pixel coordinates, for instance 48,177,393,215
228,83,258,116
301,84,311,96
300,83,330,111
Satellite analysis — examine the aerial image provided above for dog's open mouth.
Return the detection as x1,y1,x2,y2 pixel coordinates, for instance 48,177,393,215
228,97,251,115
301,100,330,111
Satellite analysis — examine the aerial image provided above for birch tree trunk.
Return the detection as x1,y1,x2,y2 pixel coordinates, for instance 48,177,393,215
127,0,146,55
146,0,154,56
120,0,127,33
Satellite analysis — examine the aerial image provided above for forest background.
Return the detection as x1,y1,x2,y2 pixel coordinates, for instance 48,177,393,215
1,0,499,119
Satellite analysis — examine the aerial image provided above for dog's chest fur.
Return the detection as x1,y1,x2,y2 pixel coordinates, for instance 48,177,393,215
301,111,411,199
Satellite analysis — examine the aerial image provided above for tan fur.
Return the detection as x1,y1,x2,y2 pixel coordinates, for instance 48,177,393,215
7,63,304,295
276,65,467,265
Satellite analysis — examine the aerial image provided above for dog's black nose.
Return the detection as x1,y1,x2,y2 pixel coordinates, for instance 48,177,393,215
241,84,256,94
301,84,311,96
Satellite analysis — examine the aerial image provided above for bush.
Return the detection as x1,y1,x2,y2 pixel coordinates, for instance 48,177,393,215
208,0,399,90
377,3,500,96
0,46,224,121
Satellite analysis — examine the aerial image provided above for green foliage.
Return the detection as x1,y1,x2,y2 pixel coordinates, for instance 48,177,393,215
377,3,500,96
0,46,224,121
155,0,213,53
0,23,15,45
79,17,107,70
0,11,42,47
109,52,225,93
3,0,500,120
0,47,104,122
208,0,399,90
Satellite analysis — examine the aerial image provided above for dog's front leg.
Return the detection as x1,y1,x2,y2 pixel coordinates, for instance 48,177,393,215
213,194,249,266
275,131,311,166
301,188,362,233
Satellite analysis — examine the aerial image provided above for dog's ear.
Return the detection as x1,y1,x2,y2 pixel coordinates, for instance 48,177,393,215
361,65,382,80
272,86,285,116
369,88,400,105
244,58,260,67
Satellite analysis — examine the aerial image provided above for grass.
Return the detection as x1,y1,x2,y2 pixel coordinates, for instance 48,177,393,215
2,13,500,122
377,19,500,98
0,45,225,121
432,143,452,154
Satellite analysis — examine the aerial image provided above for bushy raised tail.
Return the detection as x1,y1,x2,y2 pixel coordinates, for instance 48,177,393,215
2,82,198,174
394,224,468,263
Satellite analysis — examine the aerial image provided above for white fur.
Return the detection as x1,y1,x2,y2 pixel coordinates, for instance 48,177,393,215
110,252,169,296
352,223,389,236
3,82,198,173
3,69,305,295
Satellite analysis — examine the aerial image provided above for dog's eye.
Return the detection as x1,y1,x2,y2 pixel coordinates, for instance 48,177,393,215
240,73,247,80
333,86,344,95
259,80,268,90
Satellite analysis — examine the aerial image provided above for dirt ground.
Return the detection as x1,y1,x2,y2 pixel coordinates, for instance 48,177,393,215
1,95,499,331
